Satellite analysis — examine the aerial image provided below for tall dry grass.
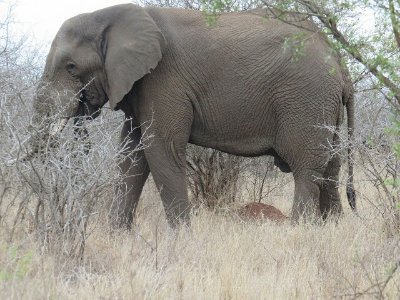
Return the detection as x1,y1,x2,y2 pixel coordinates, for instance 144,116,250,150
0,168,399,299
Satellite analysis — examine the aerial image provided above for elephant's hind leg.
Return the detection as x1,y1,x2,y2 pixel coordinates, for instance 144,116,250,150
319,154,343,220
110,120,150,229
291,171,322,224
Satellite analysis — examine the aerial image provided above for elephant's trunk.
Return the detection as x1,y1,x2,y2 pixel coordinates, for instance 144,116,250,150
14,113,70,164
11,79,81,163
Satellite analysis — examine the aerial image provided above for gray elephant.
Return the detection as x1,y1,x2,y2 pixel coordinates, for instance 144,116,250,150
27,4,355,227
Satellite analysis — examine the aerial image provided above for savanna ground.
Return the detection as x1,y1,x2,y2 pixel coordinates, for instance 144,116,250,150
1,159,400,299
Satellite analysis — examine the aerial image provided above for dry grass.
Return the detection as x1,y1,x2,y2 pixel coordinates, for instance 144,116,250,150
1,174,399,300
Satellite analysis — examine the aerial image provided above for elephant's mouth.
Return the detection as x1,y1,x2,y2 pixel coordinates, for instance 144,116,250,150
75,90,102,120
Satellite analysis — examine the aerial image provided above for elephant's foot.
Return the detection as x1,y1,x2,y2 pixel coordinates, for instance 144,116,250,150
291,178,321,224
108,196,137,230
319,188,343,221
165,200,192,228
319,156,343,221
290,201,321,225
108,210,134,231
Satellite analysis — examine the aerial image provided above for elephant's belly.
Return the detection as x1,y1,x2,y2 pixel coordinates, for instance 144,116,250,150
189,99,277,156
188,134,292,172
188,133,275,157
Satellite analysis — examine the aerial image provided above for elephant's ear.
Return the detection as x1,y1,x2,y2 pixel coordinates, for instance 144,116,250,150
94,4,165,110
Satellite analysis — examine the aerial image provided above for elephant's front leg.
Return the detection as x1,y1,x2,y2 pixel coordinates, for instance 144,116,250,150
144,139,191,227
110,120,150,229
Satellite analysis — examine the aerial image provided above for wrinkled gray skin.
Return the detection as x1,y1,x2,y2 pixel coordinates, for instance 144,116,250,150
31,4,355,228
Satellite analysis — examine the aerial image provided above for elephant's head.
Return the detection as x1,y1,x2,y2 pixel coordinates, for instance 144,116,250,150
27,4,164,157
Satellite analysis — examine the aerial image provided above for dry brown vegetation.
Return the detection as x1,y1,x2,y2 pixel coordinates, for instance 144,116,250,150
0,171,400,299
1,130,400,299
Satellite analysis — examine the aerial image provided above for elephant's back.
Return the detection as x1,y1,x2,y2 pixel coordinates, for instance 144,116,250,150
146,7,343,85
147,7,345,106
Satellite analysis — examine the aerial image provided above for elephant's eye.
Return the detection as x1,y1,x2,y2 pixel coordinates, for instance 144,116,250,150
66,62,76,73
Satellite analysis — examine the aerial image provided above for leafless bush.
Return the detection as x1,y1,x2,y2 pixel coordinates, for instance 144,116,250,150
0,1,42,233
241,156,292,204
187,145,243,208
1,101,127,258
351,84,400,235
357,141,400,235
322,114,400,236
0,83,155,261
186,147,293,209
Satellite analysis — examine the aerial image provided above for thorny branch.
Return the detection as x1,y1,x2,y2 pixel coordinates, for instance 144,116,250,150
262,0,400,104
389,0,400,49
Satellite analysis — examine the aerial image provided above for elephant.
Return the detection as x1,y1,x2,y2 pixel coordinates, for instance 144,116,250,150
26,3,356,228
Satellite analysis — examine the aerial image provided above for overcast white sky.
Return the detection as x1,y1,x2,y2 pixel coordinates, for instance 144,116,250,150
12,0,131,43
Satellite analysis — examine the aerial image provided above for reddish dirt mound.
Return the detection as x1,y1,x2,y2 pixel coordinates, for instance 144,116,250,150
237,202,288,223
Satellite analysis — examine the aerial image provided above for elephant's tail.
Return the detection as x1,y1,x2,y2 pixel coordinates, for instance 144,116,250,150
344,86,356,211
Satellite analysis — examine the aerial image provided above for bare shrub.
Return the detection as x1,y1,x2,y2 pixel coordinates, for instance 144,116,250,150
186,148,294,211
356,140,400,235
240,156,293,205
351,86,400,235
0,94,150,261
321,100,400,237
186,145,243,208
